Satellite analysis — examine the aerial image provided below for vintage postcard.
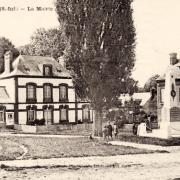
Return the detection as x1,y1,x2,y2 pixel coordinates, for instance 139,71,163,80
0,0,180,179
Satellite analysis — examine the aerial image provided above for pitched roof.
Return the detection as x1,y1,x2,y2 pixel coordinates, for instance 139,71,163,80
133,92,151,106
156,74,165,81
0,87,11,103
0,55,71,78
119,92,151,106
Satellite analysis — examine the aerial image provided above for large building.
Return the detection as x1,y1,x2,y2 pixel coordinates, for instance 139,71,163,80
0,51,93,131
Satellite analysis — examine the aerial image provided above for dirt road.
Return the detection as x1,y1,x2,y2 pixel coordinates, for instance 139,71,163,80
1,162,180,180
1,153,180,180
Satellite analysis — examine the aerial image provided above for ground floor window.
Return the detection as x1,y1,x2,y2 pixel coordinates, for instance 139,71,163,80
44,110,53,124
0,106,5,122
82,105,90,122
6,112,14,125
0,111,4,122
59,105,68,122
27,106,37,125
43,105,54,125
28,110,36,122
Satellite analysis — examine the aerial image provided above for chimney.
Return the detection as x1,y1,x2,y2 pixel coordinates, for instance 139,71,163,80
169,53,178,65
58,56,66,69
4,50,12,74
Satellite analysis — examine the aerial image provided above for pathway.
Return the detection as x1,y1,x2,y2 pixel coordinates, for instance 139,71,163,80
0,132,85,138
1,152,180,168
109,141,180,152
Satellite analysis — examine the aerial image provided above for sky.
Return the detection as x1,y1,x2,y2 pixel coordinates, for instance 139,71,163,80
0,0,180,87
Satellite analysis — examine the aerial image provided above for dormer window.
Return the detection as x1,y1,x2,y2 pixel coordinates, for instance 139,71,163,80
43,64,52,76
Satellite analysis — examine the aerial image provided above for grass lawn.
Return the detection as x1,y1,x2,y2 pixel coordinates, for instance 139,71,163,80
0,137,24,160
117,134,180,146
0,136,156,161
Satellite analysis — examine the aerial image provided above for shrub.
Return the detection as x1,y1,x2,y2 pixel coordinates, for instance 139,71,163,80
34,119,45,126
27,119,45,126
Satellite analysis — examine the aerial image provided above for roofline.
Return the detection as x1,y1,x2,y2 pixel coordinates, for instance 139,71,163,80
157,78,180,83
20,54,55,59
0,75,72,80
19,54,56,63
156,79,165,83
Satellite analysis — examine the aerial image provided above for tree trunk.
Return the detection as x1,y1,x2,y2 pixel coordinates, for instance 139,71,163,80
93,109,103,136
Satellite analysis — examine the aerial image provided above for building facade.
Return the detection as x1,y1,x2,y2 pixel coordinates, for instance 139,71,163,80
0,51,93,128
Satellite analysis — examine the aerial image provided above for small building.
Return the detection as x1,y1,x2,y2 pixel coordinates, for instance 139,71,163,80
0,51,93,132
119,92,151,108
115,92,152,123
119,92,154,115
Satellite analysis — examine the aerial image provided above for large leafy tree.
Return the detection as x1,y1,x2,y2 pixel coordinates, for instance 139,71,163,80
56,0,136,135
19,27,67,59
0,37,19,73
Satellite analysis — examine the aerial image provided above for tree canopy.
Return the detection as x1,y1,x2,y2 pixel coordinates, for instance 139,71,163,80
19,27,67,60
56,0,137,135
144,74,160,92
0,37,19,73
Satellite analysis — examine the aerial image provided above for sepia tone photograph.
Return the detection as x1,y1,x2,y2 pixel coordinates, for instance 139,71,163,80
0,0,180,179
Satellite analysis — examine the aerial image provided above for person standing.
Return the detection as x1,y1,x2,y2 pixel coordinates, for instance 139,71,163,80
102,126,108,141
146,114,152,132
113,122,118,139
107,121,113,140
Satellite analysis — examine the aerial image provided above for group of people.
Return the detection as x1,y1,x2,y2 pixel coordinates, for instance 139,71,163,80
102,121,118,141
100,112,156,139
133,113,155,135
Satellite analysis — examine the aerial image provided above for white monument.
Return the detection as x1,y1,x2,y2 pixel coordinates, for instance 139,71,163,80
140,53,180,138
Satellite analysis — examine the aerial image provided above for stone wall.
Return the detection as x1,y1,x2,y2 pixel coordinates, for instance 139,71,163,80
14,123,93,134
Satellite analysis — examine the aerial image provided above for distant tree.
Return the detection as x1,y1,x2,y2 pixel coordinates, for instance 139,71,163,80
18,44,33,56
56,0,136,135
144,74,160,92
19,27,67,59
0,37,19,73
